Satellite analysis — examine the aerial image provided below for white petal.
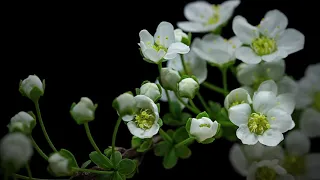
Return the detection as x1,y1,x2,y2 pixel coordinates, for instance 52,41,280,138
183,1,213,22
122,115,134,122
306,154,320,179
276,93,295,115
236,63,260,86
253,91,277,114
154,21,175,48
259,10,288,38
257,80,278,95
177,21,213,33
184,50,208,83
295,77,314,109
164,42,190,60
219,0,241,23
258,129,284,146
300,108,320,138
277,28,305,55
277,76,298,95
236,124,258,145
143,48,163,63
229,36,243,48
241,86,254,97
232,16,259,44
261,49,288,62
261,59,286,82
141,124,160,138
228,103,251,126
285,130,310,156
267,107,294,133
246,162,258,180
305,63,320,79
235,46,261,64
127,121,145,138
243,142,284,161
229,144,249,176
224,88,252,109
139,30,154,45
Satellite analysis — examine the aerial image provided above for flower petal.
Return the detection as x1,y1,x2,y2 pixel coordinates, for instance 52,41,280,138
261,49,288,62
276,93,295,115
142,123,160,138
277,28,305,55
177,21,213,33
183,1,213,22
224,88,252,109
267,107,294,133
235,46,261,64
228,103,251,126
229,143,249,176
277,76,298,95
285,130,310,156
143,48,163,63
305,63,320,79
164,42,190,60
306,153,320,179
154,21,175,48
139,30,154,45
258,129,284,146
236,63,260,86
253,91,277,114
259,10,288,38
300,108,320,138
232,16,259,44
219,0,241,23
257,80,278,95
261,59,286,82
236,124,258,145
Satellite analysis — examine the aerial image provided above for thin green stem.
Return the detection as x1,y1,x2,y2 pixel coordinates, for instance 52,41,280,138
221,67,228,94
72,167,113,175
111,117,122,166
84,123,102,154
159,128,173,143
174,92,200,114
29,136,48,161
26,163,32,180
189,99,201,112
34,101,57,152
175,137,194,148
196,93,210,113
202,81,227,95
179,54,188,74
13,174,46,180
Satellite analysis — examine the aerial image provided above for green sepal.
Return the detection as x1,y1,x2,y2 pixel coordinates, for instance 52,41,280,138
137,138,153,152
173,126,189,143
174,145,191,159
200,137,215,144
163,149,178,169
118,159,136,175
89,151,113,169
60,149,79,168
70,102,77,110
29,86,44,102
131,136,142,149
181,36,190,46
196,111,209,119
80,160,91,169
156,103,160,113
158,118,163,127
110,151,122,167
135,88,140,95
154,84,163,103
141,80,150,86
27,111,37,130
185,118,192,134
154,141,171,157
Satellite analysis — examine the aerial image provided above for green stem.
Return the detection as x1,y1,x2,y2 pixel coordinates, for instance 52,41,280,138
84,123,102,154
111,117,122,166
221,67,228,94
72,167,113,175
179,54,188,74
196,93,210,113
202,81,227,95
175,137,194,148
174,92,200,114
159,128,173,143
34,101,57,152
29,136,48,161
189,99,201,112
26,163,32,180
13,174,46,180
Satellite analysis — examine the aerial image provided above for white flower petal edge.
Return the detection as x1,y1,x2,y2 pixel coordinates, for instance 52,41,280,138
232,16,259,44
285,130,310,156
164,42,190,60
299,108,320,138
236,124,258,145
224,88,252,109
258,9,288,38
190,117,218,142
229,104,251,127
229,143,249,176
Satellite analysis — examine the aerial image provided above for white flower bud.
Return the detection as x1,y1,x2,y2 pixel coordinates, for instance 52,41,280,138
0,132,33,173
160,68,181,91
174,28,188,42
140,82,162,102
70,97,97,125
9,111,36,134
224,88,252,110
48,153,71,177
113,92,137,121
177,78,199,99
190,117,219,142
19,75,44,102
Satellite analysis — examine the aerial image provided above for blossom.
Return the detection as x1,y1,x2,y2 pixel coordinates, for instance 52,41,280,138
174,28,188,42
48,153,72,177
113,92,137,121
8,111,36,134
160,67,181,91
177,0,240,33
70,97,97,125
232,10,305,64
247,160,293,180
139,21,190,64
177,77,199,99
19,75,44,101
224,88,252,110
139,82,162,102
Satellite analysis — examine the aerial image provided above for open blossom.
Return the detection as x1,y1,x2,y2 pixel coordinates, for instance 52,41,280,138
192,34,242,66
232,10,305,64
247,160,293,180
139,21,190,64
189,117,219,142
177,0,240,33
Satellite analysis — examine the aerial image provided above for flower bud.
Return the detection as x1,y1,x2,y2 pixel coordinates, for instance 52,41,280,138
48,152,71,177
177,77,199,99
174,28,189,44
70,97,97,125
160,68,181,91
8,111,36,134
189,117,219,142
0,132,33,173
224,88,252,110
19,75,44,102
139,82,162,102
113,92,137,121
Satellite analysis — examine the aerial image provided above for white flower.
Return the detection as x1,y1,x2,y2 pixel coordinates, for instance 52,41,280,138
177,78,199,99
190,117,219,142
167,49,207,84
160,67,181,91
177,0,240,33
174,28,188,42
0,132,33,172
125,95,160,139
228,81,295,146
20,75,44,101
224,88,252,110
70,97,97,125
9,111,36,134
232,10,305,64
113,92,137,121
299,108,320,138
48,153,71,177
192,34,242,66
139,21,190,64
282,130,320,179
295,63,320,110
140,82,162,102
247,160,293,180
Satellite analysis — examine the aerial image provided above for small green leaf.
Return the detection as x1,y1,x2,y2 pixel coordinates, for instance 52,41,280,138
173,126,189,143
163,113,181,126
185,118,192,134
200,137,215,144
196,111,209,119
169,101,182,118
137,138,152,152
163,149,178,169
110,151,122,167
158,118,163,127
208,101,221,119
80,160,91,169
60,149,79,168
104,147,113,157
175,145,191,159
89,151,113,169
131,136,142,148
154,141,171,157
118,159,136,175
159,129,173,143
167,129,174,138
180,113,191,123
222,125,238,141
113,172,126,180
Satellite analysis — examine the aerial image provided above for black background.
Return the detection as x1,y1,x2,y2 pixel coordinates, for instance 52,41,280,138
1,0,318,179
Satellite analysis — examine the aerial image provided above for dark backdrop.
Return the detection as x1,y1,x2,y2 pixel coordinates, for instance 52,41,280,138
1,0,318,179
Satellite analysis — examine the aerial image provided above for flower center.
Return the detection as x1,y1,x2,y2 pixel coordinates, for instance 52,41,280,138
204,5,220,26
255,167,277,180
252,36,277,56
312,91,320,112
248,113,270,135
283,154,306,176
199,123,211,128
230,100,245,108
134,109,155,130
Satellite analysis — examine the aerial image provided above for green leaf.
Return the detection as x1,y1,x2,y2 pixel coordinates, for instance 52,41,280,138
180,113,191,123
137,138,153,152
200,137,215,144
208,101,221,119
158,118,163,127
159,129,173,143
96,174,113,180
118,159,136,175
185,118,192,134
104,147,113,157
89,151,113,169
60,149,79,168
167,129,174,138
173,126,189,143
175,145,191,159
80,160,91,169
169,101,182,118
131,136,142,148
163,113,181,126
154,141,171,157
113,172,126,180
196,111,209,119
110,151,122,167
163,149,178,169
222,126,238,142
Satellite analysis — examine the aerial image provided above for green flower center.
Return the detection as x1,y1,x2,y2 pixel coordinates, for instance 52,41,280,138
230,100,245,108
252,36,277,56
199,123,211,128
202,5,220,26
255,167,277,180
312,91,320,112
248,113,270,135
134,109,155,130
283,154,306,176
